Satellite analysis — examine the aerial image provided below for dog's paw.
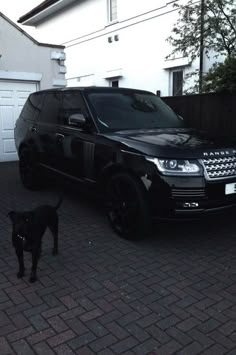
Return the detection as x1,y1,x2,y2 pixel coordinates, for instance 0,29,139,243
17,270,25,278
29,276,37,283
29,272,37,283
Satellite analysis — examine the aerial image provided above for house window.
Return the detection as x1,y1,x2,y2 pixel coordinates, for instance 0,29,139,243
172,70,183,96
110,79,119,87
108,0,118,22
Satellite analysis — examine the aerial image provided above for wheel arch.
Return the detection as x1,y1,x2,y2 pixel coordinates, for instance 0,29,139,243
104,165,152,239
99,164,149,196
18,141,38,158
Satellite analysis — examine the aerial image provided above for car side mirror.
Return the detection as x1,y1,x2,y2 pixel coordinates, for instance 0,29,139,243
68,113,86,127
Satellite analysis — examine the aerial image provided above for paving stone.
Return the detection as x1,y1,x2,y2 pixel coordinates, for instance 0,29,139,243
55,343,76,354
80,309,104,322
7,326,35,342
178,341,204,355
66,318,89,336
27,328,56,345
189,328,214,349
0,336,13,355
177,317,201,331
167,327,193,346
60,307,85,320
47,329,76,347
0,311,11,327
69,332,97,350
42,305,67,319
24,304,49,318
34,341,56,355
110,336,139,354
156,314,181,331
85,319,108,337
219,321,236,336
0,162,236,354
48,315,69,333
28,314,49,331
209,329,236,350
150,339,182,355
147,324,171,344
200,344,228,355
94,298,114,312
89,334,117,352
12,339,35,355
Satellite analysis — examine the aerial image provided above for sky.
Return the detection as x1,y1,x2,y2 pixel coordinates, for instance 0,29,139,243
0,0,42,35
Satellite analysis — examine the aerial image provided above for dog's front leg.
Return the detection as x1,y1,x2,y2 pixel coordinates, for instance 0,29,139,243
49,221,58,256
15,246,25,278
52,235,58,256
29,248,41,283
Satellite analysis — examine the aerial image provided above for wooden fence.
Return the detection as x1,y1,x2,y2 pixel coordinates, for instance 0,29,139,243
162,92,236,136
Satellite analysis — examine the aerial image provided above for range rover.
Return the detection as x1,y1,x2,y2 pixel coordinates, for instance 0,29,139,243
14,87,236,239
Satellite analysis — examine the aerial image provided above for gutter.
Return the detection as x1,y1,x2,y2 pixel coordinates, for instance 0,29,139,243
18,0,60,24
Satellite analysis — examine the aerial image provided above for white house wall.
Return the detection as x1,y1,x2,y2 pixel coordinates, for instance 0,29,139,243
23,0,219,95
27,0,107,45
118,0,174,21
63,0,197,95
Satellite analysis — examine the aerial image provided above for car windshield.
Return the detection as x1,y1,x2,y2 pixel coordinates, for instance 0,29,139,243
87,91,185,132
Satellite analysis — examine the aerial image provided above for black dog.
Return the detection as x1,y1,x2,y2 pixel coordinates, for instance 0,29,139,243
8,198,62,283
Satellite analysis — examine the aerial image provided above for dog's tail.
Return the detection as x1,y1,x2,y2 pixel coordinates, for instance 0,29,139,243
55,196,63,210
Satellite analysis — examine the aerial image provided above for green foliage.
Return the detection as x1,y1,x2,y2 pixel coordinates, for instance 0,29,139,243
203,56,236,92
167,0,236,93
167,0,236,60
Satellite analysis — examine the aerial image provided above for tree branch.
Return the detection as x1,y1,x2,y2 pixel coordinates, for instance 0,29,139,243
217,1,236,36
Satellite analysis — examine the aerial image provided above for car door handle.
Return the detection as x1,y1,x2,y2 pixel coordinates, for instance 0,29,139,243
55,133,64,141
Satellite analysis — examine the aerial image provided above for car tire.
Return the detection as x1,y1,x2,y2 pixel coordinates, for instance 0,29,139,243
19,147,43,190
106,172,151,240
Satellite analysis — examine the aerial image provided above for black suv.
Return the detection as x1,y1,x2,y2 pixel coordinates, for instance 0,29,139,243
15,87,236,239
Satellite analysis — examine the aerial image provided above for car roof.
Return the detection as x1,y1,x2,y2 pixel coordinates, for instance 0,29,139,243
31,86,155,96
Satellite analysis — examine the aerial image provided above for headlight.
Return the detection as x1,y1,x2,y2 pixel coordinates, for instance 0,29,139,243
146,157,202,176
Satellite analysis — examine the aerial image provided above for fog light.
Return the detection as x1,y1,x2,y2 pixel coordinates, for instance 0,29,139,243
182,202,199,208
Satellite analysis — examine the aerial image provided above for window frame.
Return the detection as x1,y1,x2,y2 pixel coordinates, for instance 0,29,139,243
110,79,119,88
170,69,184,96
107,0,118,23
61,91,97,132
38,91,62,125
21,92,44,123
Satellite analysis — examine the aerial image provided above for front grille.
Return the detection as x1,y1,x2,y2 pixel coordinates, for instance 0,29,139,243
201,155,236,180
172,188,206,198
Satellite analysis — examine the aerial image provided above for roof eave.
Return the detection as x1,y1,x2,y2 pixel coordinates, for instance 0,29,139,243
18,0,62,25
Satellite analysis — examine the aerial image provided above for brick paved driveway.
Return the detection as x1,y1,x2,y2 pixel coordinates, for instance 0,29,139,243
0,162,236,354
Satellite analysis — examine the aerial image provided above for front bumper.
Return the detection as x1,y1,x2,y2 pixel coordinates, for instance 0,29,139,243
174,198,236,218
148,174,236,219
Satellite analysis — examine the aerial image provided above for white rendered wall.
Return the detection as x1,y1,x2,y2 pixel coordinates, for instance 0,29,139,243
23,0,221,95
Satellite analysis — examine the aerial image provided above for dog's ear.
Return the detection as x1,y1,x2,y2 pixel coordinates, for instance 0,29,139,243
7,211,17,223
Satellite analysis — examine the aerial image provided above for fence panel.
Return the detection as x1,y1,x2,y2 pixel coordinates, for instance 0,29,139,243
162,93,236,136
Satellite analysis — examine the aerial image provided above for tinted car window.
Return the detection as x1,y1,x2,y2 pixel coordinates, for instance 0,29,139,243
87,92,185,132
20,92,44,122
39,92,62,124
60,92,85,125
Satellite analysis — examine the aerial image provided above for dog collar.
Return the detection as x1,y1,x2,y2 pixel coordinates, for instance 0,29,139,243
17,234,25,241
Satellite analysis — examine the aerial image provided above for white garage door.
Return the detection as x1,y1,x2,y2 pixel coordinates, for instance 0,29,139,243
0,81,37,162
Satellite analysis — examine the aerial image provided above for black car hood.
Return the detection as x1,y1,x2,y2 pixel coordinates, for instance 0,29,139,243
104,128,236,158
